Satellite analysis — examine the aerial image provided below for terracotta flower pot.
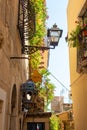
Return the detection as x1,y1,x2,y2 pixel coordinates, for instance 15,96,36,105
82,29,87,36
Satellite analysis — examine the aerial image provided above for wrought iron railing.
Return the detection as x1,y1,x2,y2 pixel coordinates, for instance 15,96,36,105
17,0,35,54
77,6,87,73
77,38,87,73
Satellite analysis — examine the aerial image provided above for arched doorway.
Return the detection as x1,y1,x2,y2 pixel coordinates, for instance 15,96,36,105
10,84,17,130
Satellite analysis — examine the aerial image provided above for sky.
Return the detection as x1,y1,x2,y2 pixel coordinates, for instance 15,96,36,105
46,0,70,102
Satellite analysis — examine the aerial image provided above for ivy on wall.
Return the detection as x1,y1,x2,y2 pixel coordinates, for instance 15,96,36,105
30,0,48,46
29,0,48,70
28,1,57,110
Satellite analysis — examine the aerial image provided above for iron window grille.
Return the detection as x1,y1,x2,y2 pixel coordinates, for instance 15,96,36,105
77,8,87,73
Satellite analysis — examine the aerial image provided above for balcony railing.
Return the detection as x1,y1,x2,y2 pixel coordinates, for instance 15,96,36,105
17,0,35,54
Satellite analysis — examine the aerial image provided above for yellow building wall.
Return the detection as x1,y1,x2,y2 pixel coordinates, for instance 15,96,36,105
58,112,69,121
67,0,87,130
40,50,49,69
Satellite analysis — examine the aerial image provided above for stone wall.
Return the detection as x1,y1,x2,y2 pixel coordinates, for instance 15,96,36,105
0,0,28,130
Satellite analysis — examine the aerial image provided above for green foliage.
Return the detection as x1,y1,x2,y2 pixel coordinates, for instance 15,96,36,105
30,51,41,69
68,24,81,47
27,1,56,111
35,68,56,112
28,0,48,71
30,0,47,46
40,68,51,76
50,115,61,130
38,69,56,111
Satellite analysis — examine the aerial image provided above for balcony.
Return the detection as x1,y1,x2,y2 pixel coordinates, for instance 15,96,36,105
17,0,35,54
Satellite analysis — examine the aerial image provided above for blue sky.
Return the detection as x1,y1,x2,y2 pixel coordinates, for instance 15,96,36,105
46,0,70,101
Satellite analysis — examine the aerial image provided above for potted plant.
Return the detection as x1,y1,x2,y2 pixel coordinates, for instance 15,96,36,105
81,20,87,36
68,21,82,48
68,20,87,48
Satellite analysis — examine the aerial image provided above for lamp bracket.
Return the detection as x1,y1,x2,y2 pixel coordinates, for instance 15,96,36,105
22,45,55,55
10,56,29,59
10,44,55,59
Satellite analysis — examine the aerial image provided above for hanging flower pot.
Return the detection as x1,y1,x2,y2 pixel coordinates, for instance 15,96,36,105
82,29,87,36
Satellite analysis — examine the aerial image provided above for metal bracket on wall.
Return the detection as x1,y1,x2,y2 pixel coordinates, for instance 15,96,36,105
10,56,29,60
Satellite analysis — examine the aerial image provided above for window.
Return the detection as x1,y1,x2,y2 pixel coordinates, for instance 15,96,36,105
27,123,45,130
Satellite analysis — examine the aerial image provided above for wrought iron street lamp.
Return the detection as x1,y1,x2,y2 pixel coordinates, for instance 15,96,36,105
23,23,63,55
47,23,63,46
10,24,63,58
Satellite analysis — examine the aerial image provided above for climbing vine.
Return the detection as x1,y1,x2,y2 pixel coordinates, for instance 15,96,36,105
30,0,48,45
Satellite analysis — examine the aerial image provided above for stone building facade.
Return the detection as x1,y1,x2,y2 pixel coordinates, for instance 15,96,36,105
51,96,64,113
0,1,28,130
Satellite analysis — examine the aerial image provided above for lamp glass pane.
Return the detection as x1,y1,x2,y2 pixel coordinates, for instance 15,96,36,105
51,36,58,42
51,30,62,36
50,31,59,37
26,93,31,100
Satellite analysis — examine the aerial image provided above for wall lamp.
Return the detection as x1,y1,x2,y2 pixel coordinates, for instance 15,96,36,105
22,23,63,55
20,80,38,112
10,24,63,59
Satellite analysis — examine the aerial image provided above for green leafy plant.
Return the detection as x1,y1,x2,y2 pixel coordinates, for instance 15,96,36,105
37,68,56,111
68,21,82,47
28,0,49,71
30,0,48,46
50,115,61,130
68,20,87,47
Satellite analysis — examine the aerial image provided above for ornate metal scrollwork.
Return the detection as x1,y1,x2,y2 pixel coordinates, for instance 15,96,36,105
18,0,35,54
